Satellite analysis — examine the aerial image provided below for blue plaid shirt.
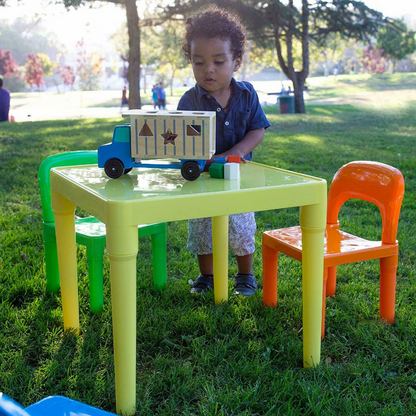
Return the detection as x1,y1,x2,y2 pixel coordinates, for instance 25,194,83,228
177,78,271,161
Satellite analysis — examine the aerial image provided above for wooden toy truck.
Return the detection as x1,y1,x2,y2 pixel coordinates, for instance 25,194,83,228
98,110,216,181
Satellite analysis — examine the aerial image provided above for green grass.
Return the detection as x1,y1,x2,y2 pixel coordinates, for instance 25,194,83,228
305,73,416,104
1,98,416,415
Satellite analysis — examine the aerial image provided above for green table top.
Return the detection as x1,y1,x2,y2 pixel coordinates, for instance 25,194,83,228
51,161,326,226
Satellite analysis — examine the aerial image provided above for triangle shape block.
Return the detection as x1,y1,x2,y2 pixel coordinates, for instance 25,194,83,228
139,122,154,137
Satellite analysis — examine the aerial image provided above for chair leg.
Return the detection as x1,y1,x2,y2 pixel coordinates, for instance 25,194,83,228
44,229,60,293
262,242,279,307
322,268,328,340
151,225,167,290
326,266,337,297
86,245,105,313
379,255,398,324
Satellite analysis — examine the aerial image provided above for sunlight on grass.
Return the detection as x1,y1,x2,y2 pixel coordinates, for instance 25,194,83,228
291,134,322,145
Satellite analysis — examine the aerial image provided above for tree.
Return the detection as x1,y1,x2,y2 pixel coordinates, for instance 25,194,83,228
164,0,387,113
310,33,345,77
0,48,19,77
55,0,142,108
361,45,387,74
37,53,56,78
57,65,76,89
1,0,143,108
377,20,416,73
0,18,63,65
76,39,104,91
141,21,188,95
25,52,44,88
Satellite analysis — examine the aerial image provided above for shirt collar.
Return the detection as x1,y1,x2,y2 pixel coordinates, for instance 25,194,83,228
195,78,249,101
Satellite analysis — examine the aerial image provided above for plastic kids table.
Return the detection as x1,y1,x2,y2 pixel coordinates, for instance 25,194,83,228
50,161,327,415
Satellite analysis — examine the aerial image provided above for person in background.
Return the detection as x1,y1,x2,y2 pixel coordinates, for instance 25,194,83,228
121,85,129,111
177,6,271,296
0,78,11,122
157,82,166,110
151,84,159,109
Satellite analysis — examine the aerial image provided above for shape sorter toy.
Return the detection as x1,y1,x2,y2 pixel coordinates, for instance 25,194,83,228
98,110,216,181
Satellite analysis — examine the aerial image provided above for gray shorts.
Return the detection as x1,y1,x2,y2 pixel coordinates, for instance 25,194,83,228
187,212,256,256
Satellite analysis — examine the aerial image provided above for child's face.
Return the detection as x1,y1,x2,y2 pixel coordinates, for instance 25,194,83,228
190,37,241,94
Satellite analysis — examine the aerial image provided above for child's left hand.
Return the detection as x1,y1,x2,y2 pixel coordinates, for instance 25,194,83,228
210,151,247,164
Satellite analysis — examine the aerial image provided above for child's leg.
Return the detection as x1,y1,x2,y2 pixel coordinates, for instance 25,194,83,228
236,253,253,275
230,213,257,296
197,254,213,275
188,218,214,294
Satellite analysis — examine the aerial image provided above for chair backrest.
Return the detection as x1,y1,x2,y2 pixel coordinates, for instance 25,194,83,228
327,161,405,244
38,151,98,223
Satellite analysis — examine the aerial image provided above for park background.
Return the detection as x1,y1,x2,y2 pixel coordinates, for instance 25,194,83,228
1,0,416,119
1,0,416,415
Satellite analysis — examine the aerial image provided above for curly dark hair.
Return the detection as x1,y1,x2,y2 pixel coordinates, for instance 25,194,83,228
182,5,246,61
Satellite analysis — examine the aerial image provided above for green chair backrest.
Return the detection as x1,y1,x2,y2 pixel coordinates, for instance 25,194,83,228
38,151,98,224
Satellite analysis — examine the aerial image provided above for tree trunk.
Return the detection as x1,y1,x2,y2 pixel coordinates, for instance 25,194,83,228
125,0,141,109
293,72,306,113
322,51,329,77
170,67,176,96
272,0,308,114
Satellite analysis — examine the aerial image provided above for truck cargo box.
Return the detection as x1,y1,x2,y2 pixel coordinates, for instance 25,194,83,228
124,110,216,160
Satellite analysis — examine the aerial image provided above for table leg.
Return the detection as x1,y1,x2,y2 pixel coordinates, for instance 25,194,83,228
106,225,138,416
212,215,229,303
300,200,326,368
51,190,79,332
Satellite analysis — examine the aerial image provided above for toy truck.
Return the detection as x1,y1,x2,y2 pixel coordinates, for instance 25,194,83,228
98,110,216,181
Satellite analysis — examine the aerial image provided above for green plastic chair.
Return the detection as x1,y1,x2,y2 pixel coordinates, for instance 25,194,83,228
38,151,167,312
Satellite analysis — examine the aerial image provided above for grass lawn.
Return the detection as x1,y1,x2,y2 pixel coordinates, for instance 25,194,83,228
1,81,416,414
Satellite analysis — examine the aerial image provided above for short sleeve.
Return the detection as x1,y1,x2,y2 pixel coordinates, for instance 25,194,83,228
245,83,271,131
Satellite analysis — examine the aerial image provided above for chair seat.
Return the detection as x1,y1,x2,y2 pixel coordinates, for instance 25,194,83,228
263,225,399,267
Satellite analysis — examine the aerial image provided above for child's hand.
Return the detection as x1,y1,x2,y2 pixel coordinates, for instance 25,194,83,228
211,151,247,164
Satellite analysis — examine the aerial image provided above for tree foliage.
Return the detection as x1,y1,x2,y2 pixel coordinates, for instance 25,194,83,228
142,21,188,94
163,0,387,113
377,20,416,72
361,45,387,74
0,48,19,77
2,0,144,108
76,39,104,91
0,19,62,65
57,64,76,87
37,53,56,78
25,52,44,88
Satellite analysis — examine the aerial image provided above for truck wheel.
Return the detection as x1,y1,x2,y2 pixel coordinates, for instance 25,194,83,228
181,161,201,181
124,168,132,174
104,158,124,179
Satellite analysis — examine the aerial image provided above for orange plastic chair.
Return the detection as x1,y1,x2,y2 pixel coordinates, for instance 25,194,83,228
262,161,405,339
